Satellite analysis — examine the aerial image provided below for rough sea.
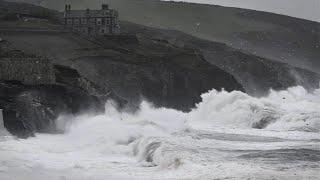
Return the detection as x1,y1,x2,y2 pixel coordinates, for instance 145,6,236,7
0,86,319,179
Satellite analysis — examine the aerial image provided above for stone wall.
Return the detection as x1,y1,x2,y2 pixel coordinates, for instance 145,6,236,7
0,58,55,84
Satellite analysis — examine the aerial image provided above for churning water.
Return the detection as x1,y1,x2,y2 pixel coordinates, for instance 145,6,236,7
0,86,319,179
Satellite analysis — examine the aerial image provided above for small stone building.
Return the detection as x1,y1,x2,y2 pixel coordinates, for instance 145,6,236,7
63,4,120,36
0,58,55,85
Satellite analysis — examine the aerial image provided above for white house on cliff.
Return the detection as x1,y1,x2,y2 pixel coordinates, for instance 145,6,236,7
63,4,120,36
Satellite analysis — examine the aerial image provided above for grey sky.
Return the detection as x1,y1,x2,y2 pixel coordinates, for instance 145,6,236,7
164,0,320,22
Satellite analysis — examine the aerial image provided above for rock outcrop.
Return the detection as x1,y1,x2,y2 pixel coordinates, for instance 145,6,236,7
0,63,111,138
0,82,101,138
0,46,110,138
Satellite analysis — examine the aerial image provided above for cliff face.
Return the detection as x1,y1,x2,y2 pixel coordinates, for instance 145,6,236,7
0,33,244,137
1,1,319,138
0,2,246,137
0,82,103,138
72,50,243,111
0,46,110,138
120,22,320,95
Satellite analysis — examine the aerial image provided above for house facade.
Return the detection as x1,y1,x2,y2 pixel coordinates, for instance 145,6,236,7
63,4,120,36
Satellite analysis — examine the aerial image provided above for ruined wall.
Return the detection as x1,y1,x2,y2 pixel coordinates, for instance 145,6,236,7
0,58,55,84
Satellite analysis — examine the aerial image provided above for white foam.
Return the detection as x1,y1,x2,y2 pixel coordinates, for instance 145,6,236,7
187,86,320,135
0,109,10,139
0,86,319,179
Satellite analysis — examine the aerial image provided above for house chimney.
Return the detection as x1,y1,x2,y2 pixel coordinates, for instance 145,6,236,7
68,4,71,11
102,4,109,10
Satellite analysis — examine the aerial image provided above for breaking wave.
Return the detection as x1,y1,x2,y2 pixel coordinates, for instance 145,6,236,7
188,86,320,132
0,85,319,179
49,85,320,169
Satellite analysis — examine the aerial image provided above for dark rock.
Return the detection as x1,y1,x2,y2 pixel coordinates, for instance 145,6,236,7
0,56,114,138
0,81,103,138
72,37,244,111
120,21,320,95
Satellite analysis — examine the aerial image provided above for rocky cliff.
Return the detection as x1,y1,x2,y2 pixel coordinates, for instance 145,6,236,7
0,0,319,138
0,81,103,138
0,1,246,138
0,34,244,138
120,22,320,95
0,46,112,138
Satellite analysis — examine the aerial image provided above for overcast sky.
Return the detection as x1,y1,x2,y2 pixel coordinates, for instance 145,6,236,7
163,0,320,22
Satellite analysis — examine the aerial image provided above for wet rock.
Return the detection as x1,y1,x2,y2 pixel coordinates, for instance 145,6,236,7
0,81,103,138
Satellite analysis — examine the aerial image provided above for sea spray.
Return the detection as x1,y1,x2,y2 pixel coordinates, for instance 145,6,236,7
187,86,320,132
0,85,319,179
0,109,10,139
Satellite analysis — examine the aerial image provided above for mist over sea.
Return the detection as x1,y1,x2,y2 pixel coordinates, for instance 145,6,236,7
0,86,319,179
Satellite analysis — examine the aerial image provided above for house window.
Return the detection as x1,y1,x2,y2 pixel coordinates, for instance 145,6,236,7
97,18,102,25
74,18,80,25
104,10,110,15
81,18,87,24
67,19,72,25
106,18,110,25
89,18,95,24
